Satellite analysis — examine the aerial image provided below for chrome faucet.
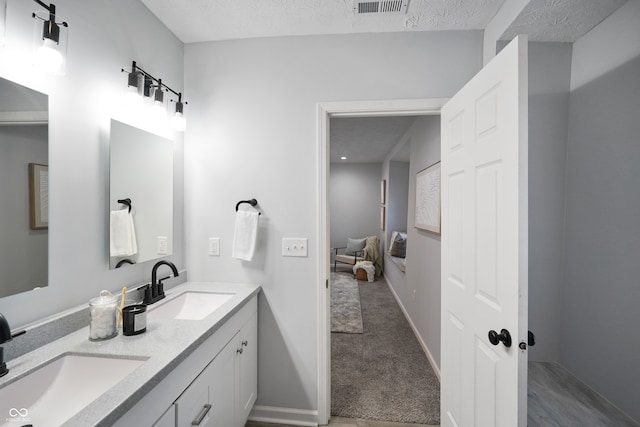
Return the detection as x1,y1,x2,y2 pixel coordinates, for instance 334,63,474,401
143,260,179,305
1,311,12,377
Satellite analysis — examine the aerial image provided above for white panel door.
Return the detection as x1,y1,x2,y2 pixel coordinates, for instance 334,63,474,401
440,35,528,427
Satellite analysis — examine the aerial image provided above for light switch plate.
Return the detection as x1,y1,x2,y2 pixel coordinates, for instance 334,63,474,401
208,237,220,256
157,236,168,255
282,238,308,257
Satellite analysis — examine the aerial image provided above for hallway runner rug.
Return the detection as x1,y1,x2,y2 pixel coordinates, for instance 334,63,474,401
331,275,441,424
330,272,364,334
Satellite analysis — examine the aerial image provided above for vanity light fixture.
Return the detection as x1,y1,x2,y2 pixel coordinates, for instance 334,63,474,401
32,0,68,75
122,61,188,132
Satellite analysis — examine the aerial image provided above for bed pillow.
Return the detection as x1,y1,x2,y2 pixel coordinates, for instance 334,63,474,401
345,237,366,255
389,233,406,258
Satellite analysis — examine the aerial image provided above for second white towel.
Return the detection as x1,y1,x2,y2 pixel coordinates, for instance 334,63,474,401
110,209,138,257
232,210,259,261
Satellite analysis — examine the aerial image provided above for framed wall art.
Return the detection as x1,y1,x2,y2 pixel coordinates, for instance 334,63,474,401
414,161,440,234
29,163,48,230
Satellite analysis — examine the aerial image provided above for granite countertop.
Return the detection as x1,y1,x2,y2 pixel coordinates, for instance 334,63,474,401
0,281,261,427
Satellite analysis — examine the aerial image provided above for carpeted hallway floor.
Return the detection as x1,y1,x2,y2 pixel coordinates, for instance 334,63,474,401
331,272,440,425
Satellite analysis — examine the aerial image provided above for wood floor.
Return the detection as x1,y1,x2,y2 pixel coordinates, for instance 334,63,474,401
528,361,640,427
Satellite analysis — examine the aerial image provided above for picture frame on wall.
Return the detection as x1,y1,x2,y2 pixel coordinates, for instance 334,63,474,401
414,161,441,234
29,163,48,230
380,179,386,204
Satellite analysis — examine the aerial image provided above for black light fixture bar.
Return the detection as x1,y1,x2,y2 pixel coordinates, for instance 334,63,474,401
32,0,68,43
122,60,186,105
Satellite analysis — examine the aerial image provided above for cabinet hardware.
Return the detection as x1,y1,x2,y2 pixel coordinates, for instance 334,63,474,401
237,348,243,354
242,340,248,346
191,403,212,426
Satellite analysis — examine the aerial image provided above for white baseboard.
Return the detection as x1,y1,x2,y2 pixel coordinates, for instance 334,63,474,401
249,405,319,426
382,274,441,381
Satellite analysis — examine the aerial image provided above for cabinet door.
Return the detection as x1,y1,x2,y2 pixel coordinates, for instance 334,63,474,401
152,405,175,427
236,312,258,426
208,336,236,427
175,370,211,427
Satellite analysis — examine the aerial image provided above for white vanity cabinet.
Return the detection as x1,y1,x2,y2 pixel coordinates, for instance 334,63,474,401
174,335,235,427
235,312,258,427
115,295,258,427
173,313,257,427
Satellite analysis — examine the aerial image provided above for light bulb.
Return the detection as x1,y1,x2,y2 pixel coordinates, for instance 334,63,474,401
150,100,167,121
124,85,143,109
171,111,186,132
35,38,63,74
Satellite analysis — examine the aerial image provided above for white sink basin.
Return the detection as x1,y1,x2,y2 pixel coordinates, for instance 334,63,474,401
0,353,146,427
150,291,235,320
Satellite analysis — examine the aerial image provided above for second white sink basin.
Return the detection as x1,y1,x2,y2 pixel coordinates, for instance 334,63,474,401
150,291,235,320
0,353,146,427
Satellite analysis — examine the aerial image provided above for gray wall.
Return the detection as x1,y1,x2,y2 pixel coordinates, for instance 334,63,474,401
527,42,573,362
559,2,640,421
382,115,442,369
184,31,482,412
386,160,409,246
0,125,48,297
329,162,382,249
0,0,184,328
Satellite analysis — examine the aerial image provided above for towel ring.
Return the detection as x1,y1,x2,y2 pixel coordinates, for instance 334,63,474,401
235,198,261,215
118,198,132,213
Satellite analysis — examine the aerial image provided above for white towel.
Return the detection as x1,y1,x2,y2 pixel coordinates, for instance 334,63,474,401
232,210,259,261
110,209,138,257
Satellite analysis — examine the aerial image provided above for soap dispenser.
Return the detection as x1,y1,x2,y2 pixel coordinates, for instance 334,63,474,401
0,311,12,377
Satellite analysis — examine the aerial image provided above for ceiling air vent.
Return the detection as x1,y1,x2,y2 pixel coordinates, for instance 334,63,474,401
353,0,409,15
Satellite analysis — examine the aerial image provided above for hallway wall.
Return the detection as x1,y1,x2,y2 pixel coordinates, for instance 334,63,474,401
329,162,382,249
382,116,441,370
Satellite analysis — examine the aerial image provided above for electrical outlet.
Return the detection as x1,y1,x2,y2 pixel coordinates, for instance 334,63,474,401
157,236,168,255
282,238,308,257
208,237,220,256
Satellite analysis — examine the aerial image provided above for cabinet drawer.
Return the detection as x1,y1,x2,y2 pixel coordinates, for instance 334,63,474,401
175,370,211,427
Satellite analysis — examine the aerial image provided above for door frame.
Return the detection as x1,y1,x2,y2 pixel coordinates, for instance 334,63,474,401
316,98,448,424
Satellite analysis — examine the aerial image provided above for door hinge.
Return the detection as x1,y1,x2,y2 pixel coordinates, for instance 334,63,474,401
326,279,328,289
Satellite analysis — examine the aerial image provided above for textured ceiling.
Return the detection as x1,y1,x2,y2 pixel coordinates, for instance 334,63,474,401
501,0,628,42
141,0,506,43
330,116,416,163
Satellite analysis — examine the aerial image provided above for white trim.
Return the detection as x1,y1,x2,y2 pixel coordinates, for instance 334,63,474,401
316,98,447,423
382,273,441,380
0,110,48,125
249,405,319,427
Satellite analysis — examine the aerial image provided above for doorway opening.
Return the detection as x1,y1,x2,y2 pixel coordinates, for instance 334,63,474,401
316,99,446,425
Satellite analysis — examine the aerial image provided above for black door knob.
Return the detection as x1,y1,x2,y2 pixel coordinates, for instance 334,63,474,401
488,329,512,348
528,330,536,347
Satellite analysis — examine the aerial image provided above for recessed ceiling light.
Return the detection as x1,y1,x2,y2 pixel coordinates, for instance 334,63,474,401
341,156,347,160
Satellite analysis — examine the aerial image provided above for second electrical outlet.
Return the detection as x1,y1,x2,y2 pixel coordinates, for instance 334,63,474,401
208,237,220,256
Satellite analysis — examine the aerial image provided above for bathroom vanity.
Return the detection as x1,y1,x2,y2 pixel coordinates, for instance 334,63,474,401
0,281,260,427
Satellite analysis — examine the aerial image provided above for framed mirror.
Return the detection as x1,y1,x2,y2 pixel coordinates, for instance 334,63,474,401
109,119,173,269
0,76,49,298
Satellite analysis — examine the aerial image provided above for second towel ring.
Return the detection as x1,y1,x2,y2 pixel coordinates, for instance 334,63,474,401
118,198,132,213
